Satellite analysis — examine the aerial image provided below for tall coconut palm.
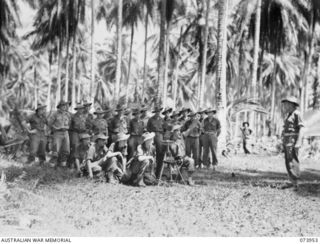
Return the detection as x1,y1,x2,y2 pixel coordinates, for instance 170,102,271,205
199,0,210,108
157,0,167,104
0,0,20,99
234,0,306,126
216,0,229,147
296,0,320,113
114,0,123,103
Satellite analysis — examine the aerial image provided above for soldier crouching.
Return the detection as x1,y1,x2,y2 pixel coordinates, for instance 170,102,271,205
122,132,157,187
85,134,124,183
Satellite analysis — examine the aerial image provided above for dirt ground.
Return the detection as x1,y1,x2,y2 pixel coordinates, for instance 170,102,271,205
0,153,320,237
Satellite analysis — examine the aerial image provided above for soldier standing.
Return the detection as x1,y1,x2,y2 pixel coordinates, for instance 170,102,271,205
49,100,72,167
91,108,109,137
198,108,207,168
147,105,165,179
69,103,87,167
128,108,144,160
281,96,304,190
162,107,173,140
240,122,252,154
24,103,48,165
179,107,191,124
109,104,128,143
140,105,149,132
181,112,201,168
202,108,221,169
83,100,94,132
170,111,181,125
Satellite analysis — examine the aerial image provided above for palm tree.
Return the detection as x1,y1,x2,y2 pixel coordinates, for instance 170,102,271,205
216,0,229,147
157,0,167,104
0,0,20,98
115,0,123,103
199,0,211,108
296,0,320,113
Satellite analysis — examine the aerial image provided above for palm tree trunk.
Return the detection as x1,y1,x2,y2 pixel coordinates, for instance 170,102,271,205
56,38,62,107
65,3,70,102
47,51,52,112
71,36,77,109
271,54,277,124
249,0,261,135
163,25,170,108
90,0,95,103
314,54,320,109
157,0,167,105
199,0,210,109
126,22,135,105
173,27,183,111
34,65,37,109
142,5,149,101
301,11,315,114
115,0,123,103
216,0,229,148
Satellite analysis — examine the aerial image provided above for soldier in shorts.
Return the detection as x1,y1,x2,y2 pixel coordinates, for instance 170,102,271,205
281,96,304,190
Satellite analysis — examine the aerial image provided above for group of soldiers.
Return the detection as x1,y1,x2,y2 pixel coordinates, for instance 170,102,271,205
22,99,222,187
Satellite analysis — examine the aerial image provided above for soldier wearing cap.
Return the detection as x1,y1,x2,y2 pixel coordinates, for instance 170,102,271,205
69,103,87,167
181,111,201,168
128,108,144,160
86,134,123,182
198,108,207,168
179,107,191,124
162,107,173,140
170,125,195,185
281,96,304,190
202,108,221,169
109,104,128,143
74,133,91,176
170,110,181,125
140,105,149,132
91,108,109,136
48,100,72,167
147,105,165,179
83,100,94,132
23,103,48,165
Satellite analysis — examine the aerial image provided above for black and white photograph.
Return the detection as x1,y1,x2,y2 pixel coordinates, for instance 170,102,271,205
0,0,320,239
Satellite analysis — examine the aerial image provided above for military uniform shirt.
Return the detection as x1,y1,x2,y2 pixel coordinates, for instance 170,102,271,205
109,116,128,134
75,143,90,162
49,110,71,130
203,117,221,132
129,118,144,136
28,113,48,132
170,138,186,158
92,118,108,136
136,144,156,157
86,143,108,162
182,119,201,137
147,115,164,133
70,112,87,133
283,109,304,134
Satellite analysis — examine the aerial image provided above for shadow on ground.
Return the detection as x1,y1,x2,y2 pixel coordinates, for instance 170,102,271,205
1,157,320,197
